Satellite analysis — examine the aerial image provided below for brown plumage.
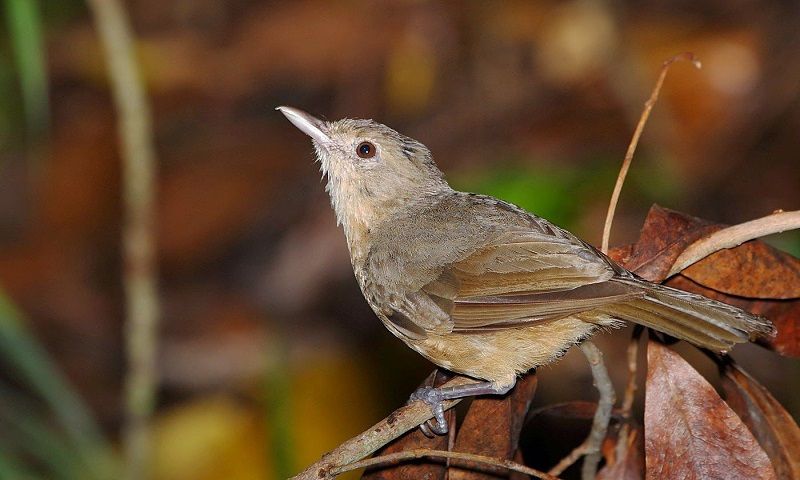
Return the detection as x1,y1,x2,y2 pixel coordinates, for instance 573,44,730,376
277,106,775,433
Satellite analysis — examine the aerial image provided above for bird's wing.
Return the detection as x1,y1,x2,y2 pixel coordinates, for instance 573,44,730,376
419,231,644,330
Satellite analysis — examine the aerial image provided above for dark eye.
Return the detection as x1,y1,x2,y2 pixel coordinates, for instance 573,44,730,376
356,141,376,159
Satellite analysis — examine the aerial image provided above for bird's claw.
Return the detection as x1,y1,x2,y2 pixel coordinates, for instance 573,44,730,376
409,386,449,436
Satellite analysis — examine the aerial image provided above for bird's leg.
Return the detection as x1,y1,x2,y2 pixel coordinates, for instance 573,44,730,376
410,375,516,436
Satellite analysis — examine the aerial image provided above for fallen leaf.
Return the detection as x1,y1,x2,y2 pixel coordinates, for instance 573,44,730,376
721,362,800,479
609,205,719,282
609,204,800,298
362,371,452,480
361,426,450,480
597,427,644,480
644,341,775,479
449,373,537,480
682,239,800,299
608,205,800,357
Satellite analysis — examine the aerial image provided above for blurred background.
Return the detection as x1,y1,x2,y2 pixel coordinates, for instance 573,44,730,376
0,1,799,479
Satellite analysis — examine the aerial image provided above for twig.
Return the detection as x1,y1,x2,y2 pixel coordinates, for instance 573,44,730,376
579,341,615,480
615,325,643,463
290,376,479,480
548,442,588,477
332,448,560,480
667,209,800,277
601,52,702,254
86,1,159,480
548,341,615,479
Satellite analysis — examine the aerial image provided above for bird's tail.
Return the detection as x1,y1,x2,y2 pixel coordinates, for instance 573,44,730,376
597,278,775,353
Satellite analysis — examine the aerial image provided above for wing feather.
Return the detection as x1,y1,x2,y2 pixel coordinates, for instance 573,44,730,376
415,232,643,331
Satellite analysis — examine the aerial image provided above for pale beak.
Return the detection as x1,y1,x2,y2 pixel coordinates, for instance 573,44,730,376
276,106,331,145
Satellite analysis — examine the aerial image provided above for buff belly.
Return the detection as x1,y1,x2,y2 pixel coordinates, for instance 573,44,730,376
404,316,605,382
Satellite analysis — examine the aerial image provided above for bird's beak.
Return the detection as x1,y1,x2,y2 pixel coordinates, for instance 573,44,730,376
276,106,331,145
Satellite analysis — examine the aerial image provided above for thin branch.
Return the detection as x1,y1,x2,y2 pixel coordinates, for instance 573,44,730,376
667,209,800,277
332,448,561,480
601,52,702,254
548,442,588,477
579,341,615,480
548,341,615,479
290,376,479,480
86,1,159,480
615,325,643,463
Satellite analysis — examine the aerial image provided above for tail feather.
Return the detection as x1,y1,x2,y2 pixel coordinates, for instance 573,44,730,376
599,301,741,351
601,278,775,353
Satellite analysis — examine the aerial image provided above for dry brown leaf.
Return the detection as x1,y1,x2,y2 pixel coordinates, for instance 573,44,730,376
644,341,776,479
360,425,450,480
721,362,800,479
608,205,800,357
609,204,800,297
608,205,719,282
362,371,452,480
448,373,537,480
596,427,644,480
682,238,800,299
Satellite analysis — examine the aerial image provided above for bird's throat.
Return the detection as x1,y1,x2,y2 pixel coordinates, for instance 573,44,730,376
325,174,380,264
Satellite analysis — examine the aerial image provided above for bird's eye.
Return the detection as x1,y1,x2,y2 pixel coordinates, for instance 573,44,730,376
356,141,376,159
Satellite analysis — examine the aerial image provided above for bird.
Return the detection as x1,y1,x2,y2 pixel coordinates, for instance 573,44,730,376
277,106,775,434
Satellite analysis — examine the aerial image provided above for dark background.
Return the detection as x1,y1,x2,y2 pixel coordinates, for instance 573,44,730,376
0,1,798,479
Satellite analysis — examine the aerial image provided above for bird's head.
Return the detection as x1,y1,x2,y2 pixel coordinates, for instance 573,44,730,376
278,106,450,251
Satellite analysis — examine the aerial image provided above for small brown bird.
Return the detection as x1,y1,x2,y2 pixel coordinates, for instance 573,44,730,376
277,106,774,433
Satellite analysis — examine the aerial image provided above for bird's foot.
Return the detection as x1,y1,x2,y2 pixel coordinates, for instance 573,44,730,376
408,376,517,437
409,386,449,437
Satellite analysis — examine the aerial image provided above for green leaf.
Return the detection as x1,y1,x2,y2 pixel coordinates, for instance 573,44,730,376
0,448,42,480
264,339,295,479
4,0,49,139
0,382,86,480
0,291,117,479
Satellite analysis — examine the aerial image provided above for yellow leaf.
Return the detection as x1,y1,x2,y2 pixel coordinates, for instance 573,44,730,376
153,396,268,480
289,351,381,479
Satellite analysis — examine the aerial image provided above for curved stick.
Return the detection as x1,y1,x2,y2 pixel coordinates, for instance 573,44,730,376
332,448,560,480
667,210,800,277
601,52,702,254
